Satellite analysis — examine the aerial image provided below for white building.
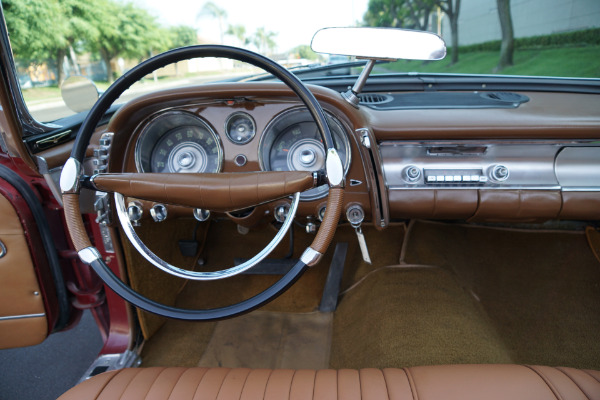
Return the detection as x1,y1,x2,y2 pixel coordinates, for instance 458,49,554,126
441,0,600,46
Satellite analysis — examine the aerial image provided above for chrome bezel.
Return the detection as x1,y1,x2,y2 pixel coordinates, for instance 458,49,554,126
78,247,102,265
224,111,256,145
115,192,301,280
60,157,82,194
134,110,223,174
258,107,351,201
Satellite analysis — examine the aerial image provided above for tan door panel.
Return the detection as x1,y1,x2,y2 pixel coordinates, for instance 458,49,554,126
0,193,48,348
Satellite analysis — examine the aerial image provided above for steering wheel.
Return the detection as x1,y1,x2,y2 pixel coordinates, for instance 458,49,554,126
59,45,345,321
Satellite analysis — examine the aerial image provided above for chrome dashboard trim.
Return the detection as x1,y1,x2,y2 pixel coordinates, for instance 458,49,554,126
381,141,600,194
388,186,563,191
355,128,389,229
555,147,600,188
115,192,301,280
0,313,46,321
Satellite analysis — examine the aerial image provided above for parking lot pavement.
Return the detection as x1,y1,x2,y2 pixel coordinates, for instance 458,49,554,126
0,310,103,400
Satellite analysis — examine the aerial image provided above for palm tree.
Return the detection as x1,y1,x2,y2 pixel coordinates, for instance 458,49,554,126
197,2,227,44
226,24,247,47
251,27,277,55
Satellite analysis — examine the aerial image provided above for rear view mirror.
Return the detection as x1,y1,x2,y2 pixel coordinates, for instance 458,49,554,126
311,27,446,61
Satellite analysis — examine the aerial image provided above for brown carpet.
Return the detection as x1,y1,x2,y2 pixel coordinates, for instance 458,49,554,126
140,220,404,366
401,220,600,370
121,218,209,339
330,266,513,369
198,311,332,369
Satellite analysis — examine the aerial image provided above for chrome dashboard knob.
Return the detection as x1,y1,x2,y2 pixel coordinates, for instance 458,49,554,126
127,202,143,227
150,204,168,222
193,208,211,222
491,164,509,182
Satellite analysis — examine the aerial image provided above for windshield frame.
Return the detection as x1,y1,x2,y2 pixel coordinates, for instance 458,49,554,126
0,6,54,137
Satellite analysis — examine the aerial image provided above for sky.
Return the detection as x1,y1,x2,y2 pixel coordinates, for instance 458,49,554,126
134,0,370,52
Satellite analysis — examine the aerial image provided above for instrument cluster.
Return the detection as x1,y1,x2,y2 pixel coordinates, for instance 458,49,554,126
134,106,351,201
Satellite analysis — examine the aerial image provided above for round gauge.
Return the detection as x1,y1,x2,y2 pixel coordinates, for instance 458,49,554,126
259,108,350,201
225,112,256,145
135,111,222,174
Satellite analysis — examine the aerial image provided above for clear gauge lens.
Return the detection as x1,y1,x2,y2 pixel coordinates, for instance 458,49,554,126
260,108,350,201
225,112,256,145
135,111,222,174
151,125,220,173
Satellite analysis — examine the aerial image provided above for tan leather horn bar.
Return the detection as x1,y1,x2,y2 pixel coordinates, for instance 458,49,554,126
92,171,316,212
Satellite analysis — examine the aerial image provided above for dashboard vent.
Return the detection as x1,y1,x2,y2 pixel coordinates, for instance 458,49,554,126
480,92,529,104
358,93,393,105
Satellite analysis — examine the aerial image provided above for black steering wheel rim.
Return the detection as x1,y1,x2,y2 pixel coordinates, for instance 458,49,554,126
69,45,337,321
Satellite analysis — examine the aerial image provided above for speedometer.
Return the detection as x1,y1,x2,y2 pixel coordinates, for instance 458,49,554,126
135,111,222,174
259,108,350,201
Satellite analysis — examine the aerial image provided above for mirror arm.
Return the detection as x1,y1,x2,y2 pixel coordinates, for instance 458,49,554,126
342,59,378,108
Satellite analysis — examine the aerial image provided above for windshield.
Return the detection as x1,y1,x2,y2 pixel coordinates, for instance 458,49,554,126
2,0,598,124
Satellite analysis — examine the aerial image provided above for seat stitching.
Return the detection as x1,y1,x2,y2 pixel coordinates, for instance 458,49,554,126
287,370,297,400
94,370,122,400
581,370,600,384
191,368,210,400
524,365,563,400
237,369,251,400
214,368,232,400
311,370,317,400
402,368,419,400
165,368,187,400
118,368,144,400
381,369,391,400
334,369,338,400
142,368,167,400
356,370,362,400
555,367,591,400
263,369,274,399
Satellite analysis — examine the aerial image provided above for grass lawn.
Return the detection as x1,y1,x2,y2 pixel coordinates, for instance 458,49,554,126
385,45,600,78
22,81,110,103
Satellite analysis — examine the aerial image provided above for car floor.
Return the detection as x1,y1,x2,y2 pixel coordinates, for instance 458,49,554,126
138,219,600,371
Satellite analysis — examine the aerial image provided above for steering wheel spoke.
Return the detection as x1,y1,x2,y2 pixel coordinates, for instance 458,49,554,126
91,170,316,212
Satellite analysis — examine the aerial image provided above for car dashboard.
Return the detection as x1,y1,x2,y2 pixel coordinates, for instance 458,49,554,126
82,81,600,229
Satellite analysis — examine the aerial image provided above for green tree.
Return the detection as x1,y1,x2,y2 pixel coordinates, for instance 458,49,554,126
364,0,434,30
495,0,514,71
3,0,65,58
292,45,319,61
436,0,461,64
3,0,68,83
89,1,168,83
169,25,198,48
364,0,460,64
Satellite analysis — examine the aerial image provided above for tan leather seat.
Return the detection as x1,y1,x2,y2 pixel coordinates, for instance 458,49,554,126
58,364,600,400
